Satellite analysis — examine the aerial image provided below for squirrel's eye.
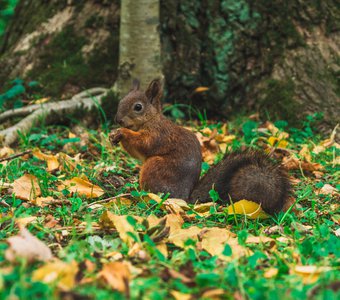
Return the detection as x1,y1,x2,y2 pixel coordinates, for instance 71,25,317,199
134,103,143,112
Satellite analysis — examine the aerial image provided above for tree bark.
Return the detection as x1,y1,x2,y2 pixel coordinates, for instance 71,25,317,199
0,0,339,131
117,0,162,94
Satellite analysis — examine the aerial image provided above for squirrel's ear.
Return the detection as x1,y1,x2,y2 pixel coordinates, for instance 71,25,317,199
131,79,140,91
145,79,163,111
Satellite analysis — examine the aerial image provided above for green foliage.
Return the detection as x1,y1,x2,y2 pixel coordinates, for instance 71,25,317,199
0,0,18,37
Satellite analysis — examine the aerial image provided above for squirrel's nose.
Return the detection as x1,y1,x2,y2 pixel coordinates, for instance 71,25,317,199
115,114,123,126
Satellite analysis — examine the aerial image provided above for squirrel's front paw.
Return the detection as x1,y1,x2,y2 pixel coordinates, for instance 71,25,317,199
109,129,123,145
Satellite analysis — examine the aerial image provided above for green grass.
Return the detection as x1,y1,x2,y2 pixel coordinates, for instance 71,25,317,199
0,114,339,300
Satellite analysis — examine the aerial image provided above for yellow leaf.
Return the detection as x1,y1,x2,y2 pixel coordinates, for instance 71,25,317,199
168,226,202,248
100,211,140,246
13,174,41,201
200,227,250,260
33,196,55,207
277,139,288,148
292,265,331,284
264,268,278,279
16,216,37,227
0,146,14,158
29,97,50,104
57,177,104,198
32,148,59,172
268,136,278,146
32,260,78,291
215,134,236,143
170,290,192,300
98,262,131,293
194,86,209,93
226,200,270,219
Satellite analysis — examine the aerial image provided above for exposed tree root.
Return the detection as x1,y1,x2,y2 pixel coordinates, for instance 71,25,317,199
0,88,109,146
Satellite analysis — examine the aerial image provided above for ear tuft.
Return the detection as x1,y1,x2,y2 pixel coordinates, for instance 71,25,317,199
131,79,140,91
145,79,163,111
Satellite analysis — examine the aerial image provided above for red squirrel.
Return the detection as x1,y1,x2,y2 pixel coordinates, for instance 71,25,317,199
110,79,291,214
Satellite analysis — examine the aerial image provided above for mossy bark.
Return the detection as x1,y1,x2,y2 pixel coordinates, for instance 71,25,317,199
0,0,339,130
0,0,120,99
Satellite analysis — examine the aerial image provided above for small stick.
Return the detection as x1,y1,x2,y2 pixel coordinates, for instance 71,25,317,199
0,150,32,162
86,193,131,208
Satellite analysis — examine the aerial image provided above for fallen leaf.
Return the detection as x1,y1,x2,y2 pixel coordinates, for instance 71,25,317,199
264,268,278,279
246,235,275,248
200,227,249,260
201,288,226,299
16,216,37,227
32,259,78,291
168,226,202,248
282,155,323,171
57,177,104,198
299,145,312,162
194,86,209,93
317,184,338,196
226,200,270,219
13,174,41,201
0,146,14,158
170,290,192,300
6,227,52,262
33,196,55,207
57,153,81,172
32,148,59,172
193,202,215,213
100,211,140,246
292,265,331,284
99,262,130,293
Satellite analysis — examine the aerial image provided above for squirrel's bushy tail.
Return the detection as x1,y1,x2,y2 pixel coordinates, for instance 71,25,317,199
189,151,291,214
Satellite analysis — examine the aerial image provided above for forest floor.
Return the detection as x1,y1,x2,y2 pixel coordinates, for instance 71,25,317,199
0,107,339,299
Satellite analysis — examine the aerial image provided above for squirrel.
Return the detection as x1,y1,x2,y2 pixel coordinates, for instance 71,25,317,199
110,79,291,215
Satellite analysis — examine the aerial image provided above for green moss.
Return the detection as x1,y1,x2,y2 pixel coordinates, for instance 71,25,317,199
27,25,118,97
259,79,301,124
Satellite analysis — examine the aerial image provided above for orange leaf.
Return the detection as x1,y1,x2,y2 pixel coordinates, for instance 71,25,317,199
13,174,41,201
99,262,131,293
33,148,59,172
194,86,209,93
57,177,104,198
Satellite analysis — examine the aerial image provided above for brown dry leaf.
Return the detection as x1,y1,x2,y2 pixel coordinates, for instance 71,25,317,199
32,148,59,172
201,289,226,299
264,268,278,279
282,155,323,171
32,259,78,291
200,227,249,260
168,226,202,248
317,184,338,196
13,174,41,201
33,196,56,207
292,265,331,284
57,177,104,198
194,86,209,93
226,200,270,219
100,211,140,246
99,262,131,293
193,202,215,213
165,213,184,236
0,146,14,158
16,216,37,227
215,134,236,144
299,145,312,162
170,290,192,300
57,153,81,172
246,235,275,248
163,198,190,214
5,227,53,262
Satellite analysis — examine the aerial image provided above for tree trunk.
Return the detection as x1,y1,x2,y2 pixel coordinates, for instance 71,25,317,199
117,0,162,94
0,0,339,132
0,0,120,98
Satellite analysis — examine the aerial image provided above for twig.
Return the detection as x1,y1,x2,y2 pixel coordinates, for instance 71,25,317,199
0,149,32,162
0,199,10,207
0,87,108,145
86,193,131,208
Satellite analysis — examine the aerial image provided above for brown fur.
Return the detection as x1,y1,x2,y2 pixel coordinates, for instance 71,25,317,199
189,151,291,214
110,79,291,215
110,79,202,199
